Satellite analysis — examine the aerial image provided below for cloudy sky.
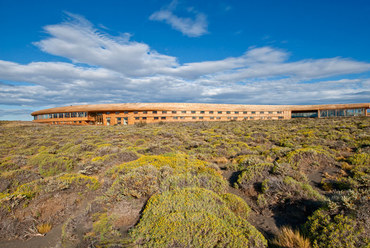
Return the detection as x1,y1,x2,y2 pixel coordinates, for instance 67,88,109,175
1,0,370,120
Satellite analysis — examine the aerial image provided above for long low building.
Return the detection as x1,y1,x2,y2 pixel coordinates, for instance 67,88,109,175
31,103,370,125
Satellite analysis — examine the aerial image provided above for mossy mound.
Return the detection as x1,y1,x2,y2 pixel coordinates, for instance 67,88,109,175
108,154,228,199
131,187,267,248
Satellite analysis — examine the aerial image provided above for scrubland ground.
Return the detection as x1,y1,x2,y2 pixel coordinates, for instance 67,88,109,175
0,118,369,248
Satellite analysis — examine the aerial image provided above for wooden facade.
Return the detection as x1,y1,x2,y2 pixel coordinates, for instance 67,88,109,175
31,103,370,126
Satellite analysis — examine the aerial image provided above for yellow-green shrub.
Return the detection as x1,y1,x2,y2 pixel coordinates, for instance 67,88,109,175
131,187,267,248
221,193,251,219
29,152,74,177
304,210,361,248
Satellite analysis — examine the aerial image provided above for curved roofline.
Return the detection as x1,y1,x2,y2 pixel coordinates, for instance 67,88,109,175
31,102,370,116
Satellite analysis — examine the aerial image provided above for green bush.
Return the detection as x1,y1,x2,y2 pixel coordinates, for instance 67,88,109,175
29,152,74,177
221,193,251,219
304,209,362,248
131,187,267,248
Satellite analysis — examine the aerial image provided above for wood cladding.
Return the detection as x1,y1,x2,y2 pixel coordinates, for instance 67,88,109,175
31,102,370,125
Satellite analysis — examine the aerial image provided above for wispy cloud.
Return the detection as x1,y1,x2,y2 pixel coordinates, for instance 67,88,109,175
0,13,370,120
149,1,208,37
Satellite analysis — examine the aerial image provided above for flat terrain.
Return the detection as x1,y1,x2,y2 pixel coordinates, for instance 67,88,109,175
0,118,369,247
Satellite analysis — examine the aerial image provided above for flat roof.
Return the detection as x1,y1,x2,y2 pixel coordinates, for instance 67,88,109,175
31,102,370,115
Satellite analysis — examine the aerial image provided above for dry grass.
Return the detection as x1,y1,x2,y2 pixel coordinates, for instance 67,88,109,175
272,226,311,248
36,223,52,234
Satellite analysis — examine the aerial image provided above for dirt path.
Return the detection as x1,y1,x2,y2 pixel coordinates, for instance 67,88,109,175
0,224,62,248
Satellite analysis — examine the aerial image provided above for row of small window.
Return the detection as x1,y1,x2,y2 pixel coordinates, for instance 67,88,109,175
106,110,284,115
132,116,284,120
34,112,87,120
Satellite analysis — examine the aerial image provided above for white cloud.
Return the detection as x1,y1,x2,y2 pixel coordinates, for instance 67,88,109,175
0,13,370,120
149,1,208,37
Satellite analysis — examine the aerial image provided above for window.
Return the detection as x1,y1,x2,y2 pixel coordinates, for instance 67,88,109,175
173,117,178,119
251,111,256,114
218,111,222,114
142,117,147,120
172,111,177,114
152,111,157,114
227,117,231,119
250,117,254,119
267,117,272,119
268,111,273,114
181,111,186,114
124,111,128,114
233,117,237,120
244,117,248,120
216,117,221,120
106,112,110,115
191,111,196,114
143,111,147,114
49,114,53,119
209,111,214,114
53,113,58,118
117,117,121,124
161,116,166,120
192,117,196,119
200,111,205,114
235,111,239,114
65,113,70,118
277,111,283,114
199,117,204,120
115,112,120,115
162,111,167,114
226,111,231,114
79,121,82,123
260,111,264,114
58,113,63,118
154,117,159,120
278,116,284,119
135,117,139,120
134,111,138,114
180,116,185,119
243,111,248,114
210,117,214,120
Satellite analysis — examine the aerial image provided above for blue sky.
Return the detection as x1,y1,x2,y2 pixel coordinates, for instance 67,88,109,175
1,0,370,120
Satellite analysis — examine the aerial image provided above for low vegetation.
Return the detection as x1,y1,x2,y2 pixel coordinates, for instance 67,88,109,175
0,117,369,247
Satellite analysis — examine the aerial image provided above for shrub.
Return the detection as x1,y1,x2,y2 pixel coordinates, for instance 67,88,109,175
347,153,370,166
304,209,362,248
108,154,228,198
236,163,273,190
37,223,52,234
29,152,74,177
283,176,326,201
221,193,251,219
92,213,121,245
272,226,311,248
56,173,100,191
131,187,267,248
